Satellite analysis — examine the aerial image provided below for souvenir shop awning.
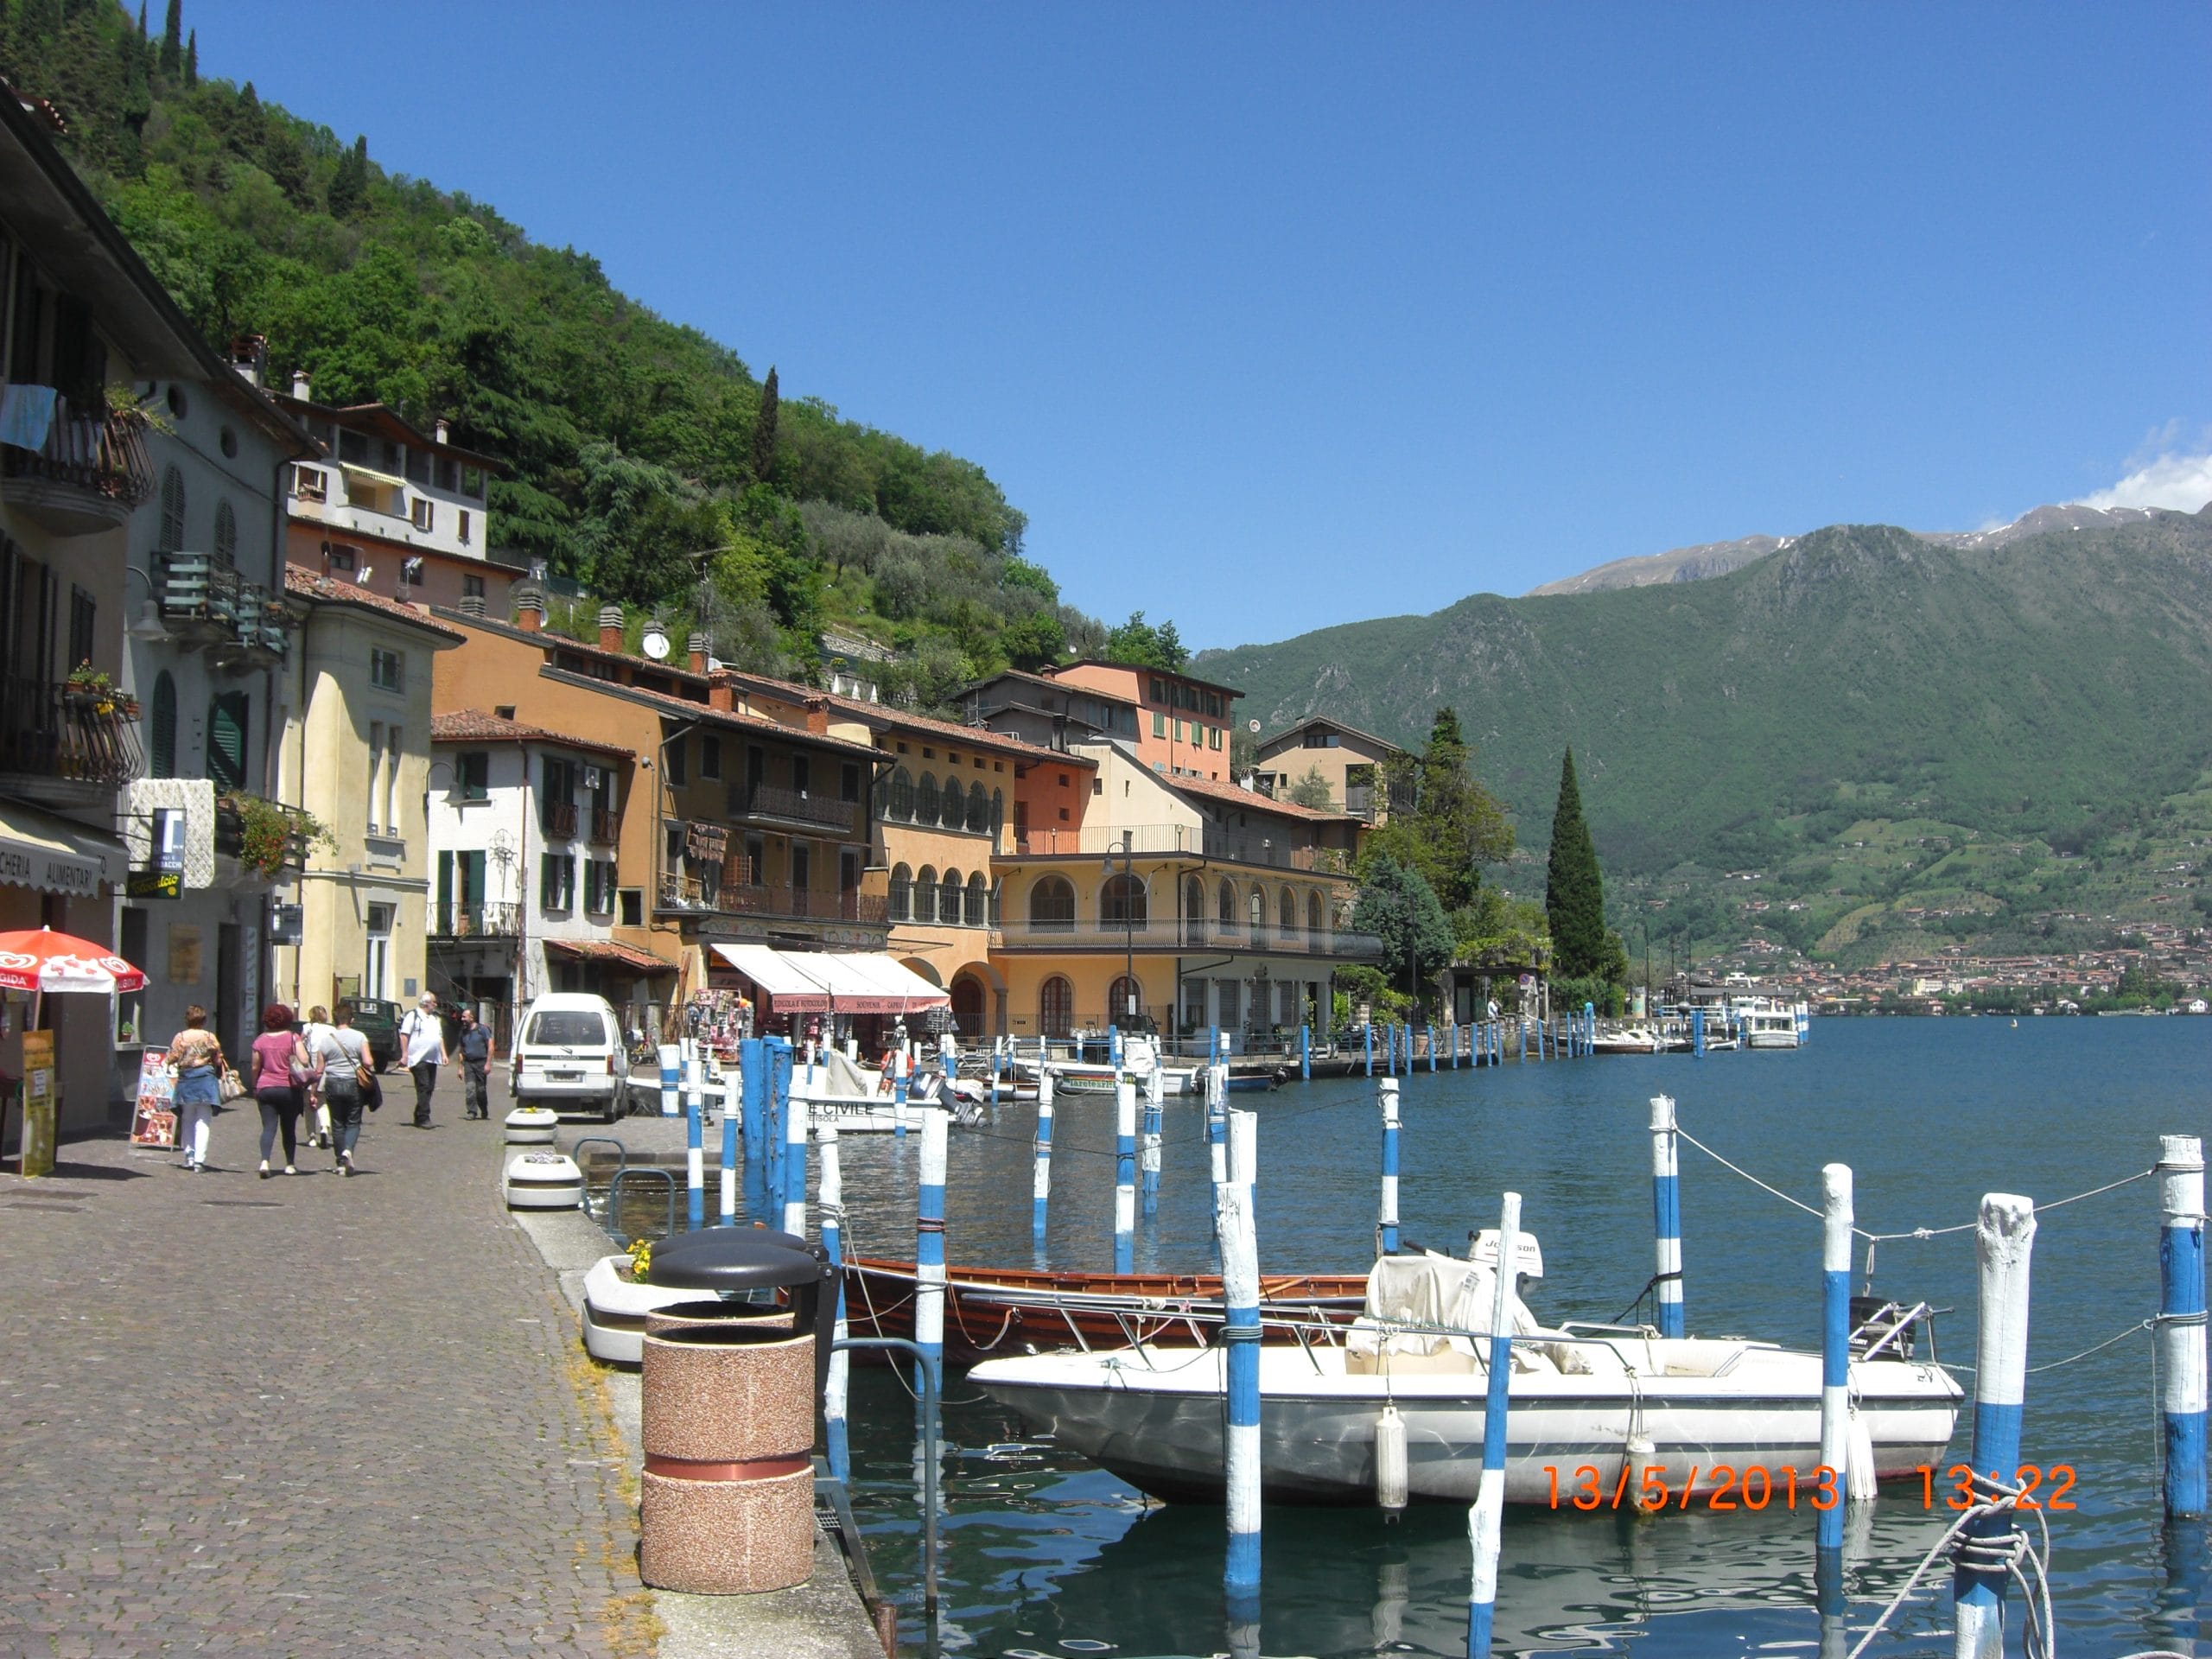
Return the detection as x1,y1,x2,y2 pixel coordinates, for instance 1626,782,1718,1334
709,944,950,1015
0,801,125,898
542,938,677,975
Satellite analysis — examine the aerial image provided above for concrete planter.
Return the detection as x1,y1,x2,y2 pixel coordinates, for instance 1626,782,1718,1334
639,1324,817,1594
505,1106,559,1144
580,1255,696,1366
504,1151,583,1210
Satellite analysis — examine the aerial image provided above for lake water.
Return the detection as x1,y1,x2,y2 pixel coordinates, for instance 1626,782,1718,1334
818,1019,2209,1656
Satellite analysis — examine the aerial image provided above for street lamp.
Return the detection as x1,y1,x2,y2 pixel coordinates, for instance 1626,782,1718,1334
124,563,169,642
1102,833,1138,1030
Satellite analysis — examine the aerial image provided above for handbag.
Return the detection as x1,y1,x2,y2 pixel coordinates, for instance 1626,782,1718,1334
218,1065,247,1103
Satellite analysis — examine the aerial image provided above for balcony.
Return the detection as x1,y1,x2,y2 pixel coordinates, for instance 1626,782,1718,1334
0,394,155,536
1008,822,1340,870
541,800,580,839
730,780,856,835
429,900,521,940
656,874,887,926
992,917,1383,958
0,675,143,805
588,807,618,846
213,793,312,878
159,553,289,666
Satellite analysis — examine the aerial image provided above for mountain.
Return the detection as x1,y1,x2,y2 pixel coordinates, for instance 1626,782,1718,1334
1201,508,2212,964
1527,503,2176,596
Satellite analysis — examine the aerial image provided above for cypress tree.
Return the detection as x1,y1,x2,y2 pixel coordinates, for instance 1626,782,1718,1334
327,134,367,219
157,0,179,77
1544,747,1609,978
750,365,779,483
137,2,147,41
183,26,195,86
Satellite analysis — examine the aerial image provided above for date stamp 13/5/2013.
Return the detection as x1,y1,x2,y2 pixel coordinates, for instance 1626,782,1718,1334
1542,1463,2079,1514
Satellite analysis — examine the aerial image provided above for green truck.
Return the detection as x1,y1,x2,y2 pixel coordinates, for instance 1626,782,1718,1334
338,996,403,1072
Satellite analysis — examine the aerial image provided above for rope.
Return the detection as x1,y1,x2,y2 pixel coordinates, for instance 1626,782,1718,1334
1844,1469,2056,1659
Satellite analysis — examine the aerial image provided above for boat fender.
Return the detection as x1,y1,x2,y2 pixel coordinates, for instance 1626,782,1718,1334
1375,1402,1408,1514
1846,1408,1878,1504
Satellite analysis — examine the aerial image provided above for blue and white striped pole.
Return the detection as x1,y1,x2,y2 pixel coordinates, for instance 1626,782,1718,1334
1363,1021,1375,1077
1649,1096,1684,1338
658,1042,679,1116
2158,1134,2207,1518
781,1084,810,1238
684,1034,705,1124
1217,1169,1262,1635
1818,1164,1853,1554
1954,1193,2036,1659
683,1038,704,1232
914,1100,948,1397
1146,1040,1167,1214
1230,1104,1256,1227
1584,1003,1595,1057
721,1039,748,1225
1466,1189,1522,1659
1210,1025,1220,1067
1110,1023,1122,1069
762,1042,784,1223
1032,1066,1055,1249
892,1043,909,1139
741,1035,766,1219
1377,1077,1401,1255
989,1038,1002,1112
1427,1024,1437,1074
1114,1074,1137,1274
1299,1022,1311,1082
816,1119,851,1482
1692,1007,1706,1059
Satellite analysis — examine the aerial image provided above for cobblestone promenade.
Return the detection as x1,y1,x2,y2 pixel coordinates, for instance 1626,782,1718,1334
0,1070,655,1657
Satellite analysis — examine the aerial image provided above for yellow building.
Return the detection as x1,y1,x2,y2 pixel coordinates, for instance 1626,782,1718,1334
271,567,462,1014
989,738,1376,1050
1252,715,1407,821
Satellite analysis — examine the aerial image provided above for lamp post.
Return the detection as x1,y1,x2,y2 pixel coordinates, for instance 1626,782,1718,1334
1103,833,1138,1033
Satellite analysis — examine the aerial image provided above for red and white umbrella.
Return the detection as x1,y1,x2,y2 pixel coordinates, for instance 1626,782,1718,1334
0,926,147,995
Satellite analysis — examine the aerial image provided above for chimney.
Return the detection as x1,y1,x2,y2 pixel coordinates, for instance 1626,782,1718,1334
514,591,545,632
458,594,486,617
802,698,830,736
434,417,450,446
707,668,736,713
598,605,626,654
688,632,709,676
290,369,311,402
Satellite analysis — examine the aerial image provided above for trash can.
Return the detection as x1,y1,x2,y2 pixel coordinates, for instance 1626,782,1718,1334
644,1299,793,1338
638,1233,836,1594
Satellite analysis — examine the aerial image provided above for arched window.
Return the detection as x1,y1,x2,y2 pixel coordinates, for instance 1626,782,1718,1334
965,781,988,833
1217,878,1236,927
1029,875,1075,931
148,670,177,779
990,789,1005,834
1108,975,1144,1023
1307,890,1325,943
1248,886,1266,942
915,772,938,825
888,766,914,821
916,867,938,926
966,872,988,926
939,776,967,830
1039,976,1074,1039
1102,873,1147,930
939,868,963,925
213,499,237,565
887,862,912,923
158,466,186,553
1279,887,1298,940
1185,876,1206,941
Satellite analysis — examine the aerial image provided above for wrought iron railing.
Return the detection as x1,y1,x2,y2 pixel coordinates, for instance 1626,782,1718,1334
429,900,521,939
0,394,154,508
541,800,579,838
991,918,1382,957
0,676,143,790
731,780,856,833
589,807,618,845
213,793,311,874
655,875,886,925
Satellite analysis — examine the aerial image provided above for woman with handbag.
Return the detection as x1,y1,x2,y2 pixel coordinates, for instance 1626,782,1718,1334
310,1004,375,1176
165,1006,232,1173
300,1005,337,1149
249,1003,310,1178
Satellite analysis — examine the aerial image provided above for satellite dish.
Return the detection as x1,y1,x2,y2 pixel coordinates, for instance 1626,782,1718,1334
640,625,671,661
1247,718,1261,734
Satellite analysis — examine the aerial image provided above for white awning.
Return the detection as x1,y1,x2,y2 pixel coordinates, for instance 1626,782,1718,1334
0,803,124,897
708,944,949,1015
819,952,950,1014
339,461,408,489
709,944,836,1012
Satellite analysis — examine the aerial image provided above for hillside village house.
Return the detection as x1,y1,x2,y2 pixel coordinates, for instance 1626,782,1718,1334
1039,660,1239,781
427,709,658,1043
270,568,461,1017
0,91,311,1137
962,667,1141,753
1252,715,1406,820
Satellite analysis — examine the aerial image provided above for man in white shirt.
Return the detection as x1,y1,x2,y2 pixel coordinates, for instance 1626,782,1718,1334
398,994,450,1128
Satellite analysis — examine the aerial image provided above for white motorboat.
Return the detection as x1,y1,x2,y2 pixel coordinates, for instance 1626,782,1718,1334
1738,998,1809,1050
1590,1025,1663,1055
969,1241,1960,1508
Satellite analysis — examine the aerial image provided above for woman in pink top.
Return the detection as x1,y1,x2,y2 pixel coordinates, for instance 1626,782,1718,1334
249,1002,309,1178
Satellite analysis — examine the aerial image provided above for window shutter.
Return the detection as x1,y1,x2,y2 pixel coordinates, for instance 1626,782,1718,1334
149,671,176,779
207,693,247,791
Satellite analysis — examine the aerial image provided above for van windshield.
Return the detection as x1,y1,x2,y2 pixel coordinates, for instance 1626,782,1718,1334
525,1011,610,1046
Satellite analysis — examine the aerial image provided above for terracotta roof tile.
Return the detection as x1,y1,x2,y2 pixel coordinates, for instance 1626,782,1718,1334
430,709,635,760
283,563,467,640
1169,772,1354,823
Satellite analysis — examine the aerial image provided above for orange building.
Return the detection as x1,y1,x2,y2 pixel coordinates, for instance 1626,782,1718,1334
1040,660,1239,780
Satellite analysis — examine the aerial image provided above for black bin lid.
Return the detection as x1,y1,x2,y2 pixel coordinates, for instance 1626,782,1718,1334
644,1232,833,1294
651,1225,830,1270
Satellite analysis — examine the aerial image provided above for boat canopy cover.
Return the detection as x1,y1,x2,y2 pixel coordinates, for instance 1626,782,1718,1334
1363,1254,1542,1338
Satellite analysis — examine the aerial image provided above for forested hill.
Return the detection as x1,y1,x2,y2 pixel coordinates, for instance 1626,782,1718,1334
1,2,1097,699
1198,509,2212,963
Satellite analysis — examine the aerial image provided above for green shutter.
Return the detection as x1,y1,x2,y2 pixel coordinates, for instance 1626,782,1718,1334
207,693,247,791
149,671,176,779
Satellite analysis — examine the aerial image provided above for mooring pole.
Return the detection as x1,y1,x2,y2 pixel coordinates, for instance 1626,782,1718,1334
1953,1194,2037,1659
1364,1021,1375,1077
1378,1076,1401,1255
658,1041,678,1117
892,1042,909,1139
1217,1173,1262,1644
1649,1095,1684,1338
740,1035,766,1220
780,1082,809,1239
1032,1066,1054,1249
1230,1104,1257,1225
1300,1022,1311,1082
1114,1074,1137,1274
1466,1190,1522,1659
817,1119,851,1483
915,1103,948,1396
1692,1007,1706,1059
2159,1134,2208,1518
1208,1060,1230,1231
1141,1039,1165,1216
722,1038,751,1226
683,1037,704,1232
1819,1164,1853,1553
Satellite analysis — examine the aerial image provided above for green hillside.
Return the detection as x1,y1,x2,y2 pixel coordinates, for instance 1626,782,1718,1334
0,2,1108,697
1198,511,2212,963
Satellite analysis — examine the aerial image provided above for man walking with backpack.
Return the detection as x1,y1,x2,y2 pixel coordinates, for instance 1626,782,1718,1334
399,994,450,1128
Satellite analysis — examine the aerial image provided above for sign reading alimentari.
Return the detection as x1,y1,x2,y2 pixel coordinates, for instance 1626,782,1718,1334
0,832,105,897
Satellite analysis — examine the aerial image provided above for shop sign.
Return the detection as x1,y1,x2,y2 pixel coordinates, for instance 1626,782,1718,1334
126,870,181,900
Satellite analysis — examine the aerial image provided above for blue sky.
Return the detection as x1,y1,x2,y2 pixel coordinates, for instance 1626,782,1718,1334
199,3,2209,650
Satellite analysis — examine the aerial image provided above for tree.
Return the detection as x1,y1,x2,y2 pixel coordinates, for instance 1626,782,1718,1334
1361,706,1513,910
1545,747,1610,978
1351,855,1457,1014
1287,764,1334,810
182,27,195,86
157,0,179,78
1103,609,1188,671
750,365,779,485
327,135,367,220
1001,610,1065,671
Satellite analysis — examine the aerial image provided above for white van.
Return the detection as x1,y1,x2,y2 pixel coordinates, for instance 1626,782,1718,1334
511,993,629,1121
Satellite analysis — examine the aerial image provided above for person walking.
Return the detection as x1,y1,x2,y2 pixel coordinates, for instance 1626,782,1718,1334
455,1007,494,1119
309,1004,375,1175
165,1006,230,1173
249,1003,310,1178
300,1004,336,1150
398,993,449,1128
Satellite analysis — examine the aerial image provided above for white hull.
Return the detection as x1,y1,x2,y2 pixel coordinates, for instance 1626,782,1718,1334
971,1337,1957,1507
